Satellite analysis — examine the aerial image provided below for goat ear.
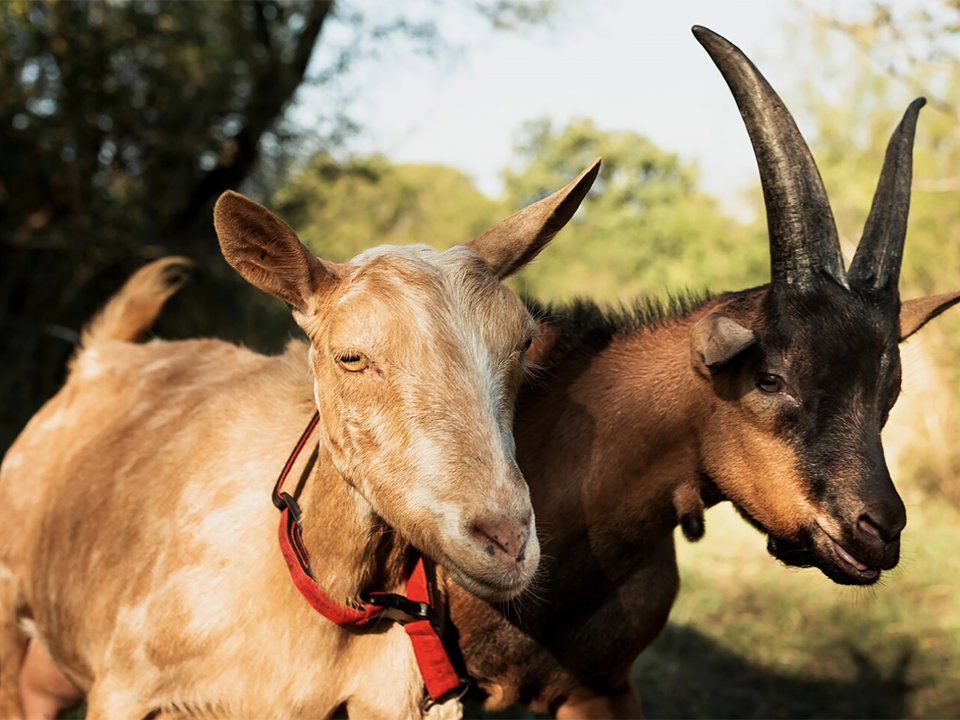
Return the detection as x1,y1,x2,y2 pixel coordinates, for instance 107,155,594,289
466,158,601,279
214,191,338,314
899,290,960,341
691,313,759,370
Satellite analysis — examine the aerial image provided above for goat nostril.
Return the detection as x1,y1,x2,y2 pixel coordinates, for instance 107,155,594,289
858,515,901,546
858,518,882,540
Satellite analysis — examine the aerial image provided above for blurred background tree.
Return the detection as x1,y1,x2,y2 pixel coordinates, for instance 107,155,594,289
267,120,766,304
269,153,505,260
0,0,554,451
499,117,767,302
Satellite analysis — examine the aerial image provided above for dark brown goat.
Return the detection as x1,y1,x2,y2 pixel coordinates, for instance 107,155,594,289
445,26,960,719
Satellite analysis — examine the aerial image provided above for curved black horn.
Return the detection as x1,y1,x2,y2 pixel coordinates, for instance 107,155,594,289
693,26,846,290
847,98,926,294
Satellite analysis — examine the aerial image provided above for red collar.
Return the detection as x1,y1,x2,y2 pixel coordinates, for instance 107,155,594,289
272,412,467,707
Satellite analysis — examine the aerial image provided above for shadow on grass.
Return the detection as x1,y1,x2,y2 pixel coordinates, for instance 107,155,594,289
464,622,912,719
53,622,913,720
636,623,912,719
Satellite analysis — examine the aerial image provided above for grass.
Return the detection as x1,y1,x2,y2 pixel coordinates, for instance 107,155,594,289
639,499,960,719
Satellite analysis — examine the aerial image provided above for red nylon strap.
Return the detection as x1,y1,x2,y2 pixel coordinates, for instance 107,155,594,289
274,411,464,701
403,557,463,701
271,412,321,511
278,506,384,625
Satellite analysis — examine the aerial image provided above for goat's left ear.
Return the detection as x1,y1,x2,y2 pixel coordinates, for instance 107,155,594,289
690,313,759,371
466,158,601,279
899,290,960,341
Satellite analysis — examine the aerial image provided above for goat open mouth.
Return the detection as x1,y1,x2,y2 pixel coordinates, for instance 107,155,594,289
815,523,881,585
766,526,881,586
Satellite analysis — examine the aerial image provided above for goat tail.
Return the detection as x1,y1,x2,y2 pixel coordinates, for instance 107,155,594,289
80,256,193,347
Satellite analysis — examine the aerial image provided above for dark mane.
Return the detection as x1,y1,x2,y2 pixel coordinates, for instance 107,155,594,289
523,290,717,369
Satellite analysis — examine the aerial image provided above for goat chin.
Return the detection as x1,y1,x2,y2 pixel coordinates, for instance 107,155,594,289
439,553,537,602
449,570,528,603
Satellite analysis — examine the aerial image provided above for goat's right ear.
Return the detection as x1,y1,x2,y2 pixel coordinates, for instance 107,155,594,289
899,290,960,341
214,191,338,314
690,313,759,371
466,158,601,279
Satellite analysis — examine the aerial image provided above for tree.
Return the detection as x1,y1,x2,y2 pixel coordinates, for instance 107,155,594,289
0,0,558,452
270,153,506,261
0,2,330,253
0,1,334,452
501,118,767,304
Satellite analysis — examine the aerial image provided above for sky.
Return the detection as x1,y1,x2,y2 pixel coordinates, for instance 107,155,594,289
300,0,869,216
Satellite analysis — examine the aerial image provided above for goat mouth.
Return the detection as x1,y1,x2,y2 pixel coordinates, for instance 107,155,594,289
766,525,881,586
815,523,880,584
444,562,528,602
439,554,530,602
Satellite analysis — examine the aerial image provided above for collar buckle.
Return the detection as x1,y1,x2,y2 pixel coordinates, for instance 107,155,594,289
360,592,436,625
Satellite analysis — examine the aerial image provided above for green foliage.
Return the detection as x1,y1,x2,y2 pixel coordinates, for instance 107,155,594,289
0,0,559,455
0,1,329,251
502,118,768,304
0,0,330,451
271,119,770,309
796,24,960,301
270,153,506,260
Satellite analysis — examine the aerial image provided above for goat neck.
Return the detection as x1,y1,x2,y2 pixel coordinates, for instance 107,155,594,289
518,320,706,572
446,301,720,715
294,441,410,604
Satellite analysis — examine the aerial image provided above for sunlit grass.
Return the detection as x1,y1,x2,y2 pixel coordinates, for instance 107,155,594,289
634,497,960,719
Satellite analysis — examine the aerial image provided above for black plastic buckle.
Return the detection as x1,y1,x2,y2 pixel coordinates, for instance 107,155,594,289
360,592,437,625
280,492,303,525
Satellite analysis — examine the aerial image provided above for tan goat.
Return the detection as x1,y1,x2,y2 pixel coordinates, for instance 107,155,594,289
0,160,599,719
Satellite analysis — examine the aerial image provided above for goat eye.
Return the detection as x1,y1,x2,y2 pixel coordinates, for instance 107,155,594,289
336,352,369,373
757,373,784,394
